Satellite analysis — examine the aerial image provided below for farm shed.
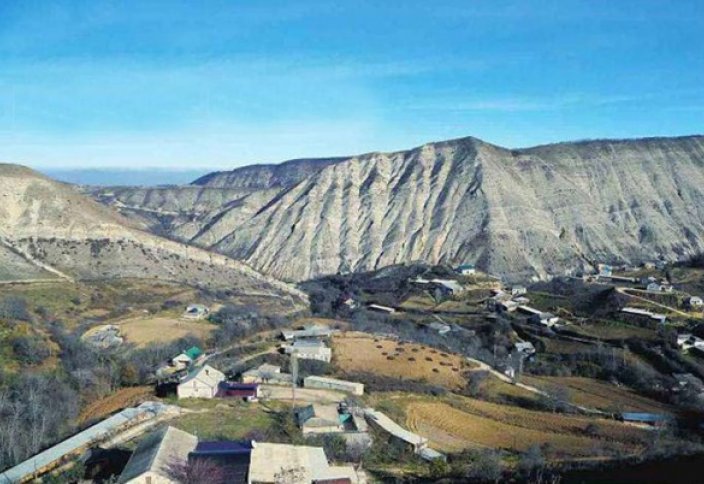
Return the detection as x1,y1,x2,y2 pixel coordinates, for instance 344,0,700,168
621,307,667,325
0,402,173,483
177,364,225,399
248,442,359,483
304,376,364,396
364,409,428,453
620,412,670,426
118,426,197,484
367,304,396,314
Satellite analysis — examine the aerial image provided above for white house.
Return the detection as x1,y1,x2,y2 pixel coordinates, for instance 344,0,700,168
676,334,704,352
514,341,536,356
284,340,332,363
510,286,527,297
455,264,476,276
118,426,197,484
530,312,559,327
177,365,225,399
687,296,703,308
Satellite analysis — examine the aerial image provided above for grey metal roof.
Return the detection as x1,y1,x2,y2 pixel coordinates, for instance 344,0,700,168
0,402,169,484
118,426,197,483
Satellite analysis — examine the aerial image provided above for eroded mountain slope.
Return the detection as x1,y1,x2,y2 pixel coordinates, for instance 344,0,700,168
84,135,704,282
0,164,305,299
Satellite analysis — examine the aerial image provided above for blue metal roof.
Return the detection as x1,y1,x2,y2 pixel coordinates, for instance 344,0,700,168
192,441,253,456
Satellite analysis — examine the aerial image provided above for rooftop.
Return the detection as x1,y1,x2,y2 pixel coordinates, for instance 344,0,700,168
248,442,357,483
119,426,197,483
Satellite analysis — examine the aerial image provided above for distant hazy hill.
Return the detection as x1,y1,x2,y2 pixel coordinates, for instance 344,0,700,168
0,164,305,300
86,134,704,282
44,168,210,187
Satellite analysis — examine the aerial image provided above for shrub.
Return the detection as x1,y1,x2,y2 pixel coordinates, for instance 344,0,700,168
11,335,50,366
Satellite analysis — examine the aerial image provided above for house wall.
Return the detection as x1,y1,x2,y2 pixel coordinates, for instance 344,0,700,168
177,379,216,399
304,378,363,395
122,470,173,484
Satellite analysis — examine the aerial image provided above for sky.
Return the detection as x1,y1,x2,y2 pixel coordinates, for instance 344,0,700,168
0,0,702,172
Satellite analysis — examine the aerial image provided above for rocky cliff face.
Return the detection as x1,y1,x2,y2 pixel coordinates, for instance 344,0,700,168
87,135,704,282
0,164,306,300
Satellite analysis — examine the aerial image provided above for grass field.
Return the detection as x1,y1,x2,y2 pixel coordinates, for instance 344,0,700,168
333,333,470,389
520,376,672,414
0,279,198,327
173,400,277,440
118,315,216,346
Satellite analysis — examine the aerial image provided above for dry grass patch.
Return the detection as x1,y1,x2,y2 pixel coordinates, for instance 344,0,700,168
78,386,153,424
119,316,216,346
333,334,470,389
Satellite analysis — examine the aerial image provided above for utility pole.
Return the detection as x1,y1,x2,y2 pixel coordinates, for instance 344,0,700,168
291,352,298,412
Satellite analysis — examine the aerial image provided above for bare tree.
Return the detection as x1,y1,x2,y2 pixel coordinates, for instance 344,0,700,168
165,456,227,484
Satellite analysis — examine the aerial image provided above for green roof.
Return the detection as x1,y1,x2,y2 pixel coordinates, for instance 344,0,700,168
185,346,203,360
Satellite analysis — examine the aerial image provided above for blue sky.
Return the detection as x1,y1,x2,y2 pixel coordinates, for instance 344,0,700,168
0,0,702,170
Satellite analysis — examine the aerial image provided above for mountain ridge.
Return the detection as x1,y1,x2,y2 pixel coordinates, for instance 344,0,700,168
84,134,704,282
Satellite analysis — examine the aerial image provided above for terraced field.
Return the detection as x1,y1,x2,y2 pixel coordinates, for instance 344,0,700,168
520,376,673,414
405,397,650,457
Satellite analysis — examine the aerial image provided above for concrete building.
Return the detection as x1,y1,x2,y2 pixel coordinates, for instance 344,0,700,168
304,376,364,395
510,286,527,296
248,442,358,483
284,340,332,363
118,426,197,484
177,365,225,399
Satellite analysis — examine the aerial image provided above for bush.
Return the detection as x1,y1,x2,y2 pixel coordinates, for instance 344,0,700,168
11,335,51,365
0,297,32,322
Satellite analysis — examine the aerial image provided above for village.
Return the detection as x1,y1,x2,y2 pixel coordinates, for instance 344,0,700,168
4,259,704,483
